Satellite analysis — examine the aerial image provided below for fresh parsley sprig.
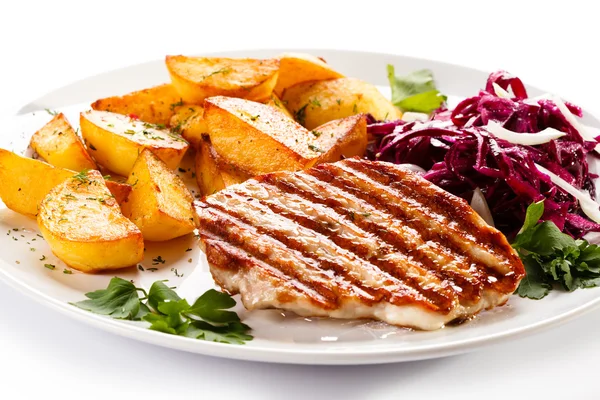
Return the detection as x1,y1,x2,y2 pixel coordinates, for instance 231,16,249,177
513,201,600,299
72,278,252,344
387,66,447,114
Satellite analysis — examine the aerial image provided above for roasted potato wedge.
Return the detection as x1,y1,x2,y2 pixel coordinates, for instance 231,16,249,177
195,134,248,196
30,113,97,171
282,77,402,130
169,105,206,149
273,52,343,96
38,170,143,272
204,96,328,175
166,55,279,103
91,84,183,126
0,149,131,216
312,114,368,163
105,180,132,206
80,110,189,176
121,150,196,241
264,93,294,119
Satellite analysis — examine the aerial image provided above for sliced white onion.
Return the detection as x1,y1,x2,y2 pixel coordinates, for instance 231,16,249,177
492,82,512,99
401,112,429,122
535,163,600,223
470,187,495,227
398,163,426,174
531,94,596,142
485,120,566,145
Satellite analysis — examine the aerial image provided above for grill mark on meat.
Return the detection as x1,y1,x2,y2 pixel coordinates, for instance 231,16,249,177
195,158,526,329
201,236,330,308
263,171,512,294
233,181,481,303
296,168,517,293
224,187,458,311
203,193,445,311
196,206,341,306
326,162,515,274
343,159,521,267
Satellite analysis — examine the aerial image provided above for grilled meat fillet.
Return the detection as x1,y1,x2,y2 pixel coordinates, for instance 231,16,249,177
194,158,525,330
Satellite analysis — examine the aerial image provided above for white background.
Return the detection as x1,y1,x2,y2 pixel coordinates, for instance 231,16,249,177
1,0,600,398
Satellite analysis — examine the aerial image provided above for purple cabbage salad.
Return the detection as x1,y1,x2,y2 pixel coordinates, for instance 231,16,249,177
367,71,600,239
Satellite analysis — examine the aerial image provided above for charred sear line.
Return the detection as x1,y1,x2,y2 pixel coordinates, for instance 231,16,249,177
303,166,516,293
196,206,339,306
260,174,486,302
202,237,331,308
237,186,458,311
344,159,510,255
204,196,443,311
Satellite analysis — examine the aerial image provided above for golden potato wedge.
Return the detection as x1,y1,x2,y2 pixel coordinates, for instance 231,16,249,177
0,149,74,216
91,84,183,126
80,110,189,176
104,181,132,205
0,149,131,216
264,93,294,119
312,114,368,163
38,170,143,272
169,105,206,149
166,55,279,104
195,134,248,196
282,77,402,130
273,52,344,96
121,150,195,241
204,96,328,175
30,113,97,171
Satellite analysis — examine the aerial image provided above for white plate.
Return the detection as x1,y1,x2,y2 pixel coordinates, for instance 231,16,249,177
3,49,600,365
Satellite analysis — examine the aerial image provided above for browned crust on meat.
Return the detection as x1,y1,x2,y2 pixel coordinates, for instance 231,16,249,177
194,158,525,322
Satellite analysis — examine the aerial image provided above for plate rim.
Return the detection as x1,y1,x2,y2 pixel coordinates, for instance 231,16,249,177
5,48,600,365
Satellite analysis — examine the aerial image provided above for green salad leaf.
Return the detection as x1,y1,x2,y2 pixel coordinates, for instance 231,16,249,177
72,278,252,344
513,202,600,299
387,66,447,113
71,277,144,319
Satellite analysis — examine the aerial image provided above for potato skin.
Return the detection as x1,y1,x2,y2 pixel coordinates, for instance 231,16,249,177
263,93,294,119
169,105,206,149
282,77,402,130
195,134,247,196
204,96,329,176
80,110,189,176
0,149,131,216
37,170,143,272
273,52,343,96
30,113,97,171
121,150,196,241
166,56,279,104
313,114,368,163
91,84,183,126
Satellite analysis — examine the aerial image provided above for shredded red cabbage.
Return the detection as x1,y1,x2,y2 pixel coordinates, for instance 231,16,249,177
368,71,600,238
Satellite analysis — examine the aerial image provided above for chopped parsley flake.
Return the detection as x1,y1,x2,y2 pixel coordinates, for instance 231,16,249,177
294,104,308,126
308,144,324,153
152,256,166,265
170,99,184,111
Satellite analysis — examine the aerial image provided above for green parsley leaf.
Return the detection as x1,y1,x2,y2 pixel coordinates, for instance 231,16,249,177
387,65,447,113
513,202,600,299
516,255,552,299
71,277,142,319
147,280,181,312
73,279,252,344
184,321,252,345
185,289,240,324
